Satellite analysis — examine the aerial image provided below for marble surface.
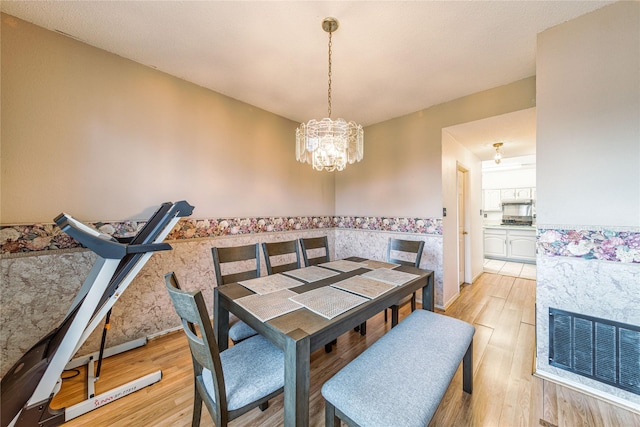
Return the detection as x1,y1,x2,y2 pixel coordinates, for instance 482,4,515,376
535,255,640,405
0,227,445,377
335,228,443,306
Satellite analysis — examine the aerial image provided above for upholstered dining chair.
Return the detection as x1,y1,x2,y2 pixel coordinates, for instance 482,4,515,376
261,240,301,275
299,236,330,267
211,244,260,343
164,272,284,427
384,238,425,325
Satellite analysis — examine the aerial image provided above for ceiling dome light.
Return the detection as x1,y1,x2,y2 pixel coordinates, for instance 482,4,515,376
493,142,503,164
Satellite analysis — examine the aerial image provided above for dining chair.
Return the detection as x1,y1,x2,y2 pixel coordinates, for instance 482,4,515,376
299,236,330,267
261,240,301,275
164,272,284,427
211,244,260,343
384,238,425,325
299,235,366,347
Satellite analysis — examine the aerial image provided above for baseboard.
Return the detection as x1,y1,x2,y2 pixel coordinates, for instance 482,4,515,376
533,370,640,415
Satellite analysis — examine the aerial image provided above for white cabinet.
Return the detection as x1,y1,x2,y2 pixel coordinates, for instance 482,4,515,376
484,229,507,257
515,188,531,199
500,188,516,200
507,230,537,261
484,227,536,262
500,187,532,200
483,189,502,212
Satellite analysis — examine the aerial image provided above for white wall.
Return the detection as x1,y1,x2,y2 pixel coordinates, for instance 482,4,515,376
536,2,639,228
442,131,483,306
535,0,640,408
482,164,536,190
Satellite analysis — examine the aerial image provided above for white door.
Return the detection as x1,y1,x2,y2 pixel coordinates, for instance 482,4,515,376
457,168,467,286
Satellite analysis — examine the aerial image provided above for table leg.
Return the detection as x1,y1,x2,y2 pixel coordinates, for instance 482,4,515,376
422,273,434,312
284,330,310,427
213,289,229,351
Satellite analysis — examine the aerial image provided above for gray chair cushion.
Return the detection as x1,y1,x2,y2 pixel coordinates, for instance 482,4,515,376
228,318,257,342
202,335,284,411
322,310,474,427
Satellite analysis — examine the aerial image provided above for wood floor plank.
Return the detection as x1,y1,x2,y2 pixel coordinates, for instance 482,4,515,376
48,272,640,427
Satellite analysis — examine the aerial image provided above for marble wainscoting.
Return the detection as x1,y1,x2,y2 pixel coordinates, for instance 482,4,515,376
0,230,334,378
535,254,640,408
334,228,443,307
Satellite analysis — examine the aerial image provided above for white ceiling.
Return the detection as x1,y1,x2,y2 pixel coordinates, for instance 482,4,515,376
1,1,614,160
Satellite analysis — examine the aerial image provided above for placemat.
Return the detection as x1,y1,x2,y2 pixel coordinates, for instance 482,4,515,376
282,266,340,283
319,259,367,272
360,268,420,287
290,286,368,319
359,260,401,270
238,274,303,294
235,289,303,322
330,275,396,299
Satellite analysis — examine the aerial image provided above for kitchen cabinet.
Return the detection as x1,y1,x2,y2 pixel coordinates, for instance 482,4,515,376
484,228,507,257
484,227,536,263
500,187,532,200
483,189,502,212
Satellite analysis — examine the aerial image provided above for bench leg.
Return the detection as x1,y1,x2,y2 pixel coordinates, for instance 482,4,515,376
391,306,399,327
463,339,473,394
325,401,340,427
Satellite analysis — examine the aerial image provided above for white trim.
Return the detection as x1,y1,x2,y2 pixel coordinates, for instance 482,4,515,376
533,370,640,415
64,371,162,421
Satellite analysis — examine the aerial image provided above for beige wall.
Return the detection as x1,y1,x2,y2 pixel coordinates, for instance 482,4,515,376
1,14,334,224
536,2,639,227
335,77,536,309
335,77,536,218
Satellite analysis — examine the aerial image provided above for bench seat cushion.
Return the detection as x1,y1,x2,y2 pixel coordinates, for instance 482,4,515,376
321,310,474,427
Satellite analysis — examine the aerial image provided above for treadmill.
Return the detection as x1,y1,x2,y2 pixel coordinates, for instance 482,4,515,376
1,200,194,427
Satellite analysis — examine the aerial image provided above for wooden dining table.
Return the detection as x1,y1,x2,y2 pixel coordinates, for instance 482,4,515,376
213,256,435,427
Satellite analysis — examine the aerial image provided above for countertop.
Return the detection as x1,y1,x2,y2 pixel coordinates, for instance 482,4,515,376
483,224,537,231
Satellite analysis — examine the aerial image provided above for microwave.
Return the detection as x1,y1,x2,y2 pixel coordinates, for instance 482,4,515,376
501,199,533,225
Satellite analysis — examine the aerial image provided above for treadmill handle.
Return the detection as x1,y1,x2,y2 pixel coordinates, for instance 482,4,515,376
126,243,172,254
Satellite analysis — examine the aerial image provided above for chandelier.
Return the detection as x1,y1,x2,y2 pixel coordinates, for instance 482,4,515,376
296,17,363,172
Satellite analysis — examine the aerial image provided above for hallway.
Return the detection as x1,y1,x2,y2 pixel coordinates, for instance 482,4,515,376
484,258,536,280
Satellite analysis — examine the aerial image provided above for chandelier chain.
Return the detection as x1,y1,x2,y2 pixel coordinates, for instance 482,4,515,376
327,30,332,118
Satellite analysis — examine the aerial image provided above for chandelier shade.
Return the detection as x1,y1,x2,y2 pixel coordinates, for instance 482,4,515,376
296,18,363,172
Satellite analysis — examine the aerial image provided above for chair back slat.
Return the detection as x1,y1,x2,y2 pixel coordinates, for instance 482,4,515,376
164,272,227,417
212,244,260,286
300,236,330,267
262,240,301,275
387,239,425,268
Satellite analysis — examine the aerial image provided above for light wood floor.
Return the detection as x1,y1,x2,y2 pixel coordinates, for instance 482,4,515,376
51,272,640,426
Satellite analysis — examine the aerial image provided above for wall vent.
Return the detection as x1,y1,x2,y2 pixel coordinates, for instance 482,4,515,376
549,308,640,396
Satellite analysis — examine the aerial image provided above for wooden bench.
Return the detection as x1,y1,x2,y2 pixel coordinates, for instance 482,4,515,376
321,309,475,427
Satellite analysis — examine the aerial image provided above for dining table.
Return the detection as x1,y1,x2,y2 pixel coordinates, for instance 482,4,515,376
213,256,435,427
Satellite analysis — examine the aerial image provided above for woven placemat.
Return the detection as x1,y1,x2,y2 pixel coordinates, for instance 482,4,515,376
238,274,303,294
330,275,396,299
360,268,419,287
282,266,340,283
235,289,303,322
290,286,368,319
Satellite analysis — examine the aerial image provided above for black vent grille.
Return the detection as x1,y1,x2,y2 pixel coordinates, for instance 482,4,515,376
549,308,640,395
